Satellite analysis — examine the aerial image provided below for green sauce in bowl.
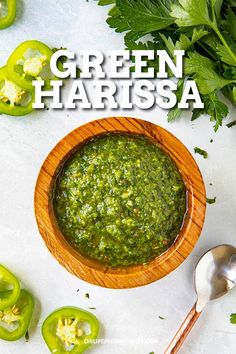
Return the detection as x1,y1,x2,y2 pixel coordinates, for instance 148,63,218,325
53,134,186,268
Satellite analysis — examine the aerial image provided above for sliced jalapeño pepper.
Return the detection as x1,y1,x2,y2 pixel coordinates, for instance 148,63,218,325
7,40,56,91
0,265,20,311
0,289,34,341
42,307,100,353
0,66,34,116
0,0,16,30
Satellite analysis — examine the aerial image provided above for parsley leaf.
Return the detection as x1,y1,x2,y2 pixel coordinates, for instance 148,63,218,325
160,29,209,58
222,85,236,106
185,52,234,95
203,92,229,130
171,0,212,27
191,92,229,131
217,44,236,66
168,79,185,122
185,52,215,76
196,74,233,95
222,8,236,41
97,0,236,130
107,12,130,33
110,0,174,35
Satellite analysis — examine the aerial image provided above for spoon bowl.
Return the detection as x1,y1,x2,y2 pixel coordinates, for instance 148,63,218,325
195,244,236,311
165,244,236,354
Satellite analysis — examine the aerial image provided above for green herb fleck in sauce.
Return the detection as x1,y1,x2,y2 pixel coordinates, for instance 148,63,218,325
53,134,186,268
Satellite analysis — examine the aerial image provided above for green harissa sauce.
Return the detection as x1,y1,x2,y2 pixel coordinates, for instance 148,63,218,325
53,134,186,268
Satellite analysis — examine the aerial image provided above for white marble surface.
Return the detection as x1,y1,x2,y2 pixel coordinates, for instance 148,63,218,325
0,1,236,353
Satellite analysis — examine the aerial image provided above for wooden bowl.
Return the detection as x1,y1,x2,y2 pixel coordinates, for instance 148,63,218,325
34,117,206,289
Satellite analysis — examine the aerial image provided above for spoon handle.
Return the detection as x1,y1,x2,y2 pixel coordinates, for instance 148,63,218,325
164,303,202,354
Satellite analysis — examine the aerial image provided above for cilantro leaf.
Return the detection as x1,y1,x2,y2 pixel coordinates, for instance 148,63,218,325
194,147,208,158
171,0,212,27
230,313,236,324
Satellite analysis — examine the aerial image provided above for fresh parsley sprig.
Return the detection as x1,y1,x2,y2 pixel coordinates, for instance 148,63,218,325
97,0,236,131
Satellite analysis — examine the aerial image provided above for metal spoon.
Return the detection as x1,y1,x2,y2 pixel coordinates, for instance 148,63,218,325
165,244,236,354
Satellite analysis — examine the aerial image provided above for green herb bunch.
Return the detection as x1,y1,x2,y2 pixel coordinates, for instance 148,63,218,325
97,0,236,131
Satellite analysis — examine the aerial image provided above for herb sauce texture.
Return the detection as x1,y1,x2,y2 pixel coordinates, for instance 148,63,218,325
53,134,186,267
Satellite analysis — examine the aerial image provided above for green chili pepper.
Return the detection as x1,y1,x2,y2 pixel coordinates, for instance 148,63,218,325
0,265,20,311
7,40,57,91
0,0,16,30
42,307,100,353
0,66,34,116
0,289,34,341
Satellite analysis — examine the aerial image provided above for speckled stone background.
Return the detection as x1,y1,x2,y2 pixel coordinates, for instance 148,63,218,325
0,1,236,353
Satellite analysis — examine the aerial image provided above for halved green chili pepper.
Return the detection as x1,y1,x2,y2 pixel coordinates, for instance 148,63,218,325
0,265,20,310
42,307,100,353
0,289,34,341
7,40,57,91
0,66,34,116
0,0,16,30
